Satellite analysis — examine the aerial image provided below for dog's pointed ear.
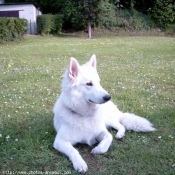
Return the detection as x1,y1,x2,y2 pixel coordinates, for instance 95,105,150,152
89,54,97,69
69,57,80,83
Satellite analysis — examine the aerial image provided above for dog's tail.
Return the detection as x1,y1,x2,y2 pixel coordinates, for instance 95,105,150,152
120,113,156,132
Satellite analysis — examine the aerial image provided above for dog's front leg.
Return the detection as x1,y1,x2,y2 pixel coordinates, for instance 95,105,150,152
53,136,88,173
91,131,113,154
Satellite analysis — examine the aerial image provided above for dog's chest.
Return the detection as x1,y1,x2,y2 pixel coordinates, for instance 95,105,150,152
71,113,103,132
65,112,106,145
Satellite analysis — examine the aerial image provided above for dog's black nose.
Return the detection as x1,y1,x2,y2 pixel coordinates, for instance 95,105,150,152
103,95,111,102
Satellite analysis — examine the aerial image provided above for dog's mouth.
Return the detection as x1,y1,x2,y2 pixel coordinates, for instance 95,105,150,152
88,99,96,103
88,98,110,104
88,94,111,104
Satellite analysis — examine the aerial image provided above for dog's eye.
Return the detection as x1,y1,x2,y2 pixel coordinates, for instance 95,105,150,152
86,82,93,86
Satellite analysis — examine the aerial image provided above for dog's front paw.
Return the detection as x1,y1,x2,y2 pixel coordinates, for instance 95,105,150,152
116,132,125,140
73,158,88,173
91,146,106,154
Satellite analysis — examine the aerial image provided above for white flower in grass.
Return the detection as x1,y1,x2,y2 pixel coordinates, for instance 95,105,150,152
6,135,10,141
15,138,18,142
0,134,2,137
169,135,174,139
158,136,161,139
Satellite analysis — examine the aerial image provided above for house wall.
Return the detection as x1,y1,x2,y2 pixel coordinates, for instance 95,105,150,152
0,4,41,34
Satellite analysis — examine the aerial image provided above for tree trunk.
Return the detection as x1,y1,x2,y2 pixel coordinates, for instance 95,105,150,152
88,18,91,39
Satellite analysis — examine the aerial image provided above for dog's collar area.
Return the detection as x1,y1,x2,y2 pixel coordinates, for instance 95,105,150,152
68,107,82,116
70,109,77,114
66,105,97,117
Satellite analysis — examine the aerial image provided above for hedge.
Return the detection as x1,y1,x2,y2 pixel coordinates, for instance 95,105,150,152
37,14,63,35
0,17,27,42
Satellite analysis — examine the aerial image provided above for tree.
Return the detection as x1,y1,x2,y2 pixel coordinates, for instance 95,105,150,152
79,0,117,38
79,0,101,38
7,0,174,33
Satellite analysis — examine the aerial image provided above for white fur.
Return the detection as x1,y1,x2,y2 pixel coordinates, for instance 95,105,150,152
53,55,156,173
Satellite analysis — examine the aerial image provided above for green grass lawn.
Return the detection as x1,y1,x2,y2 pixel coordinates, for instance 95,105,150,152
0,35,175,175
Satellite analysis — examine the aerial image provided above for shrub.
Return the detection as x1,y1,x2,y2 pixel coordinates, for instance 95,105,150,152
37,14,63,35
129,11,153,30
37,14,54,35
52,14,63,34
97,0,117,28
151,0,175,30
116,9,153,30
0,17,27,42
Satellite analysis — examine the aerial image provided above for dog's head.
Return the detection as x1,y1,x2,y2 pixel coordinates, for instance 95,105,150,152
63,54,111,104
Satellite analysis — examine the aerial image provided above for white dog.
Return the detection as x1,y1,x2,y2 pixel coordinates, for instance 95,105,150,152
53,55,156,173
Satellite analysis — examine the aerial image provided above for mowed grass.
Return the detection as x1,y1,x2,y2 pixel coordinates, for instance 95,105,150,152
0,35,175,175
